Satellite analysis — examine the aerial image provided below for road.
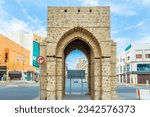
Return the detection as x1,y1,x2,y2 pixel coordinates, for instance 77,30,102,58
0,81,150,100
0,83,39,100
117,84,150,100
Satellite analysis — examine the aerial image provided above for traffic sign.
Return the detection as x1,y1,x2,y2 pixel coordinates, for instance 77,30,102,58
36,56,44,65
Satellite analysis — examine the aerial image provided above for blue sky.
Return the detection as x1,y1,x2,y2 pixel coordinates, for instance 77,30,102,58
0,0,150,69
66,50,86,69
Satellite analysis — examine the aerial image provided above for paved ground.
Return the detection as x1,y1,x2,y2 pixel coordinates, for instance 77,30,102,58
64,95,91,100
0,81,39,100
117,84,150,100
0,80,150,100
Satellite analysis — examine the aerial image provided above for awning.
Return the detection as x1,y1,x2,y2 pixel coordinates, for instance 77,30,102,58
9,71,22,77
0,66,7,70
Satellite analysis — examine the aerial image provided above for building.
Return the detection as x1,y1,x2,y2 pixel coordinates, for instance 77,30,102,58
76,58,88,79
6,32,44,81
6,32,43,66
117,43,150,85
40,7,117,100
0,34,35,81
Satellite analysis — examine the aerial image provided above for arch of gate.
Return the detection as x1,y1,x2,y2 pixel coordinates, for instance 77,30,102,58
40,7,117,100
56,27,102,100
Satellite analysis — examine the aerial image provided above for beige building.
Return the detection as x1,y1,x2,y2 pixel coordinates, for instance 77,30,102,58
76,58,88,79
40,7,117,100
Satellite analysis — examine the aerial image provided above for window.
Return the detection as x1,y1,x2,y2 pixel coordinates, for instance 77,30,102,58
120,58,122,62
127,56,130,60
145,54,150,58
78,9,80,12
64,9,67,12
120,66,122,73
136,54,142,59
137,64,150,72
127,64,130,72
124,65,126,72
5,53,8,61
123,59,125,62
89,9,92,12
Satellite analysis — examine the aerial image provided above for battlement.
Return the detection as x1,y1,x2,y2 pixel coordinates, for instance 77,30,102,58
48,7,110,28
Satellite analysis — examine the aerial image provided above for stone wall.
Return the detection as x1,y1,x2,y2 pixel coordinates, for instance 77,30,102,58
40,7,117,100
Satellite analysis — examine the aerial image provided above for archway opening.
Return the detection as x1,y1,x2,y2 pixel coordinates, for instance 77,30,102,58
63,39,93,100
65,50,88,95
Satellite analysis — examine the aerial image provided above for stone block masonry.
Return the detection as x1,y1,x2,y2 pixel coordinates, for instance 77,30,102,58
40,7,117,100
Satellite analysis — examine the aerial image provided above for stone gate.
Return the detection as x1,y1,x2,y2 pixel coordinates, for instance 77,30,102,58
40,7,117,100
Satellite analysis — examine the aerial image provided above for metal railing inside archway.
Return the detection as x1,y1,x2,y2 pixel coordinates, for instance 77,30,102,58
65,70,88,95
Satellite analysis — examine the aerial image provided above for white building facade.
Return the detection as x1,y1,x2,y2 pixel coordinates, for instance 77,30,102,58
76,58,88,79
117,43,150,85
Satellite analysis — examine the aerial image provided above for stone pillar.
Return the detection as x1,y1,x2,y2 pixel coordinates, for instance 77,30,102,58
46,57,56,99
90,62,94,99
40,75,47,100
88,61,91,95
56,57,63,100
101,58,112,100
93,58,101,100
111,42,117,99
40,41,47,100
45,42,57,100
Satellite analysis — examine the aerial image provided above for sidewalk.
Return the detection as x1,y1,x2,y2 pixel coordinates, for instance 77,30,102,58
118,83,150,88
0,80,38,86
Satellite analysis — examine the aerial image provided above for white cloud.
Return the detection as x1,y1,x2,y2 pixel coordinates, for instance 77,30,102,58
111,30,119,35
134,19,150,33
0,18,30,34
0,0,8,18
77,0,137,16
0,16,46,37
143,0,150,4
15,0,46,37
0,0,46,37
110,4,137,16
114,34,150,55
124,26,134,31
9,18,31,32
123,0,150,6
135,21,145,28
138,0,150,5
122,19,150,32
78,0,98,6
114,37,132,55
134,35,150,43
15,0,41,27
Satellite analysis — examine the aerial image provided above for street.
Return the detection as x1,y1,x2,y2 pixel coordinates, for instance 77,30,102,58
0,83,39,100
0,81,150,100
117,84,150,100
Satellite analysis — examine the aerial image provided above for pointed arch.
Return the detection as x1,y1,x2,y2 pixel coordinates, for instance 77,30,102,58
55,27,102,99
56,27,101,58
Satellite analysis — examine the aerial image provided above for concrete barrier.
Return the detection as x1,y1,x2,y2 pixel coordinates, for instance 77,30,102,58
137,89,150,100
